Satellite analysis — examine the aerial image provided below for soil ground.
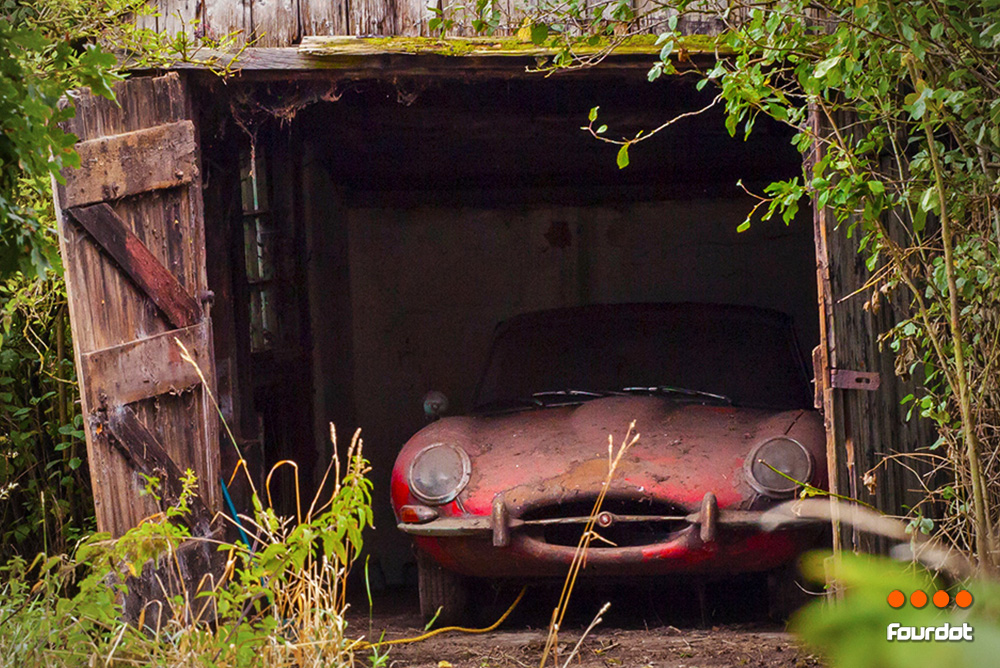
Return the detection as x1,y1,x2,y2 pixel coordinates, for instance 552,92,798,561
347,578,826,668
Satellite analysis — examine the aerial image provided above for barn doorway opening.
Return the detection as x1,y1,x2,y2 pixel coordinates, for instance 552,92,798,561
202,69,818,586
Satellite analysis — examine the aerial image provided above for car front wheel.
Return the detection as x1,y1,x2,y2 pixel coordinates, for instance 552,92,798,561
417,551,469,625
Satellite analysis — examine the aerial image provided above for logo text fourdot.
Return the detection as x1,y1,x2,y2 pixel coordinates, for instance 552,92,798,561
887,623,974,642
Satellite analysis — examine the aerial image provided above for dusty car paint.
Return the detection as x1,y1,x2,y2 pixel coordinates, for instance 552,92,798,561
392,396,825,577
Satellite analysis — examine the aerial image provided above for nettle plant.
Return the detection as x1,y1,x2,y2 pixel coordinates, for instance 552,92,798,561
502,0,1000,568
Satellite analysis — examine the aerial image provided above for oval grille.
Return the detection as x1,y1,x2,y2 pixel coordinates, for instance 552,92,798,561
521,498,691,548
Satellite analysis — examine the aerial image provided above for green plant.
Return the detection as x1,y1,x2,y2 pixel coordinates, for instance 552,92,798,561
794,550,1000,666
0,0,248,281
0,272,91,562
0,425,374,667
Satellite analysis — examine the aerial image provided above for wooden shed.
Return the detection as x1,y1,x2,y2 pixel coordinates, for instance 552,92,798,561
53,3,932,583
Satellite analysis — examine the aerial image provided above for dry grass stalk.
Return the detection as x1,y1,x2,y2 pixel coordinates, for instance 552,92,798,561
538,421,640,668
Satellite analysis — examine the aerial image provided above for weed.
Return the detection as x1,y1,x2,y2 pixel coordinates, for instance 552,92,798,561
0,424,374,667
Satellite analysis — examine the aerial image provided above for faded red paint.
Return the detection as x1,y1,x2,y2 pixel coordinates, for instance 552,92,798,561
392,395,826,579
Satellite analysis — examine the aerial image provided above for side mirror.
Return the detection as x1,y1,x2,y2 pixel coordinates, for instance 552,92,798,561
423,391,449,421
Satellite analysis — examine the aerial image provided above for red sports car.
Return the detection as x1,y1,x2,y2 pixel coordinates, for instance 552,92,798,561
391,303,827,621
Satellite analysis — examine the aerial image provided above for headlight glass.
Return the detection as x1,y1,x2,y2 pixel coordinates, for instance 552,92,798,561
408,443,471,505
745,437,813,497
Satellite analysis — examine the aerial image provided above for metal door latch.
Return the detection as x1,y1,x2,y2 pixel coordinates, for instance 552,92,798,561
830,369,881,391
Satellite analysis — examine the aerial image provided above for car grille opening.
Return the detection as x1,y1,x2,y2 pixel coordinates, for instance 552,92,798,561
520,498,692,548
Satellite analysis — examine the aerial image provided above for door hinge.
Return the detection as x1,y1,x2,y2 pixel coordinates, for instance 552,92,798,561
830,369,881,391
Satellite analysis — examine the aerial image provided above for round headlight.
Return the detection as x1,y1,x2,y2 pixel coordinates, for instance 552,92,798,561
745,437,813,497
408,443,471,505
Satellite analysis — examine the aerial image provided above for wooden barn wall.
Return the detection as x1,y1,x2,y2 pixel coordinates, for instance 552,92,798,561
141,0,728,46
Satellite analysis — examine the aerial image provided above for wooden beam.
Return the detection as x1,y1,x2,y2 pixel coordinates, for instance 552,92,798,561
102,404,213,533
81,322,210,410
67,203,203,329
61,121,198,209
160,40,719,74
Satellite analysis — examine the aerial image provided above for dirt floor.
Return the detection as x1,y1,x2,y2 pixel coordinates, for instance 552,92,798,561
348,579,826,668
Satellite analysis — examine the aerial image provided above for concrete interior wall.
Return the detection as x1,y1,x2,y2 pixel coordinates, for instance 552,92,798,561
291,73,819,585
344,201,816,583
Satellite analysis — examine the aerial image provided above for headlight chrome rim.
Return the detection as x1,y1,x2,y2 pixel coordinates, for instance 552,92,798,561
744,437,813,497
407,442,472,505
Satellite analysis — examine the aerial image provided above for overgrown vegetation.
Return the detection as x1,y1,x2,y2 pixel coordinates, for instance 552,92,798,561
0,427,374,667
0,273,89,561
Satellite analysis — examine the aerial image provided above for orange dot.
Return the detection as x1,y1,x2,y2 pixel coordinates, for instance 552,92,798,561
888,590,906,608
955,590,973,608
933,590,950,607
911,590,928,608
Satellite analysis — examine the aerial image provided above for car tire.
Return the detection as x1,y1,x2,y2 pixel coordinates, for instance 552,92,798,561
417,552,468,626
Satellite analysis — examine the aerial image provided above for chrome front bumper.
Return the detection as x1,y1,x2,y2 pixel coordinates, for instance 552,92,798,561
397,492,819,546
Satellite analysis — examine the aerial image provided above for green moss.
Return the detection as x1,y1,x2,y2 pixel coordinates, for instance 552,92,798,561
363,37,480,56
303,33,727,58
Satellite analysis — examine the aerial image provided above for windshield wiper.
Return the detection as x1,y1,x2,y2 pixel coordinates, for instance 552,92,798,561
621,386,732,405
477,389,627,413
531,389,625,404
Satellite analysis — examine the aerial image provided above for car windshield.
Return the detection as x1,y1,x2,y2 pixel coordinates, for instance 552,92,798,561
473,304,811,411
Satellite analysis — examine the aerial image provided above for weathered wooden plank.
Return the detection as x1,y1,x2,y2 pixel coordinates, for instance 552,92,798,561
81,322,210,410
67,203,203,329
809,104,845,568
204,0,251,42
675,0,727,35
351,0,397,35
159,0,201,39
61,121,198,208
134,1,160,33
396,0,433,36
634,0,676,35
300,0,350,37
133,0,734,45
62,74,189,141
251,0,300,46
102,404,213,532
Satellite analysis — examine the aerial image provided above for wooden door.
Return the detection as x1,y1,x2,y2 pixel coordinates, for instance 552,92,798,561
809,106,934,555
53,73,219,537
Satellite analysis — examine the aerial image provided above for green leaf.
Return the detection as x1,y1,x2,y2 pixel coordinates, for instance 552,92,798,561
813,55,841,79
737,220,751,233
588,106,599,122
596,124,607,134
919,186,939,213
530,23,549,45
616,144,630,169
867,180,885,195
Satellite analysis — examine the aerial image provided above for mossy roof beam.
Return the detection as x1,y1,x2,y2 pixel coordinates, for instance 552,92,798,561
170,35,723,74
